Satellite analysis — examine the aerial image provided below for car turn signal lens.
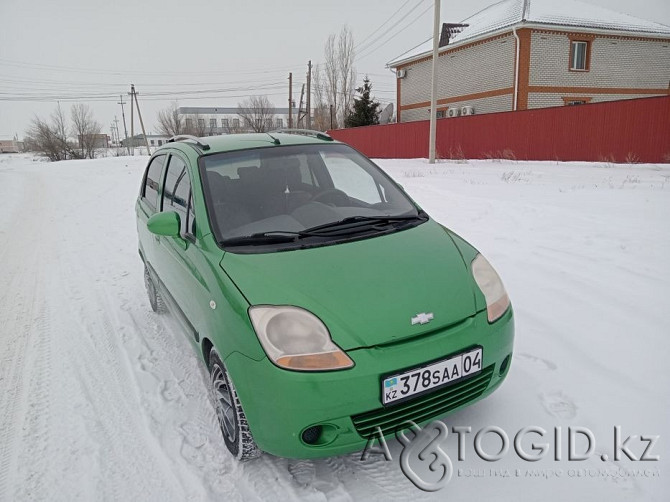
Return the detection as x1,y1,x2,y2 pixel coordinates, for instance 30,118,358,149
276,351,354,371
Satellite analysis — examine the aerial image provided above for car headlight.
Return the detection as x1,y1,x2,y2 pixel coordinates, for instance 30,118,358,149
471,254,510,323
248,306,354,371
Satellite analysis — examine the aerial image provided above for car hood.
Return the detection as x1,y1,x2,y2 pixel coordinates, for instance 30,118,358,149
221,220,478,351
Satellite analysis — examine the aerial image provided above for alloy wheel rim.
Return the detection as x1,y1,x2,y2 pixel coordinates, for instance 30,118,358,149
211,364,236,443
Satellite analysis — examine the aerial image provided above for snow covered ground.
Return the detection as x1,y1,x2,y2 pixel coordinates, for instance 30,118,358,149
0,152,668,501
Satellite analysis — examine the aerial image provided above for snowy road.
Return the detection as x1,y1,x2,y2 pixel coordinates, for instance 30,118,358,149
0,153,668,501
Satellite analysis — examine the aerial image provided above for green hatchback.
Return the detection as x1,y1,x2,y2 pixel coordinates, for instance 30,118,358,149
136,131,514,460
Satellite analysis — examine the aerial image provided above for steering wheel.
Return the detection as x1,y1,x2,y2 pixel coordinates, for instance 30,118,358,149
311,188,350,206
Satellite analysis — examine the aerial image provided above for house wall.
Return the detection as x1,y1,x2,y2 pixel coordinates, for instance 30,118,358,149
529,31,670,90
402,93,513,122
180,113,290,134
528,92,659,109
398,34,516,122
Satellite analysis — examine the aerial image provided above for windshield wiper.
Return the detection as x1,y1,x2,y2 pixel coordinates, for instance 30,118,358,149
220,232,300,246
220,213,428,246
300,213,427,235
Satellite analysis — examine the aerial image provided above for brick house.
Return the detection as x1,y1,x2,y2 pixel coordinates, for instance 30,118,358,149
388,0,670,122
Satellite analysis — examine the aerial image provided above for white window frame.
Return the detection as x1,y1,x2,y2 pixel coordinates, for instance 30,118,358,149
570,41,589,71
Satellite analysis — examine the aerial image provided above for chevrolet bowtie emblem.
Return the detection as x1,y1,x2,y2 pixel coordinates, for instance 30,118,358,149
411,312,434,325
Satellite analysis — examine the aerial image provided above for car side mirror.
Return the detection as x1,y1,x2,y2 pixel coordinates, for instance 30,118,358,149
147,211,181,237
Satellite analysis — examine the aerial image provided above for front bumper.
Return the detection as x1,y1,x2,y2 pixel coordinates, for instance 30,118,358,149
225,307,514,458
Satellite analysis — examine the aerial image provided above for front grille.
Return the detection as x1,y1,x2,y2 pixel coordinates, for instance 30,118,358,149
352,365,494,438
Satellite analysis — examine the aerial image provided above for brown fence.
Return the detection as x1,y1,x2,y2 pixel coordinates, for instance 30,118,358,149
327,96,670,163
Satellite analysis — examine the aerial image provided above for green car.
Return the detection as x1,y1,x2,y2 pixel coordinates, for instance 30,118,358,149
136,131,514,461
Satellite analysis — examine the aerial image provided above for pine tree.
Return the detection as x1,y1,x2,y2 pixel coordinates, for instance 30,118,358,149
344,76,380,128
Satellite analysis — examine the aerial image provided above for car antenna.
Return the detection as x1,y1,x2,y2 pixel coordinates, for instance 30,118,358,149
266,132,281,145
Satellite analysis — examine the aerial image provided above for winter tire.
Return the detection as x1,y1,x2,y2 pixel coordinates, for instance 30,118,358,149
209,348,261,461
144,266,165,313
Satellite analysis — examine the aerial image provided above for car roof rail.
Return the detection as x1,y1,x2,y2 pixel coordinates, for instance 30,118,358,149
167,135,211,150
270,129,333,141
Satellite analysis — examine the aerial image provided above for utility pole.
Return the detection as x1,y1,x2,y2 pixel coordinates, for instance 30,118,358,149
113,116,120,154
429,0,441,164
131,84,151,155
306,60,312,129
330,104,334,130
298,84,305,128
129,85,135,156
118,95,130,155
112,117,121,156
288,72,293,129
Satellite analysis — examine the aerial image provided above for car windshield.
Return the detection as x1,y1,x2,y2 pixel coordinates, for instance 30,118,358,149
200,143,424,250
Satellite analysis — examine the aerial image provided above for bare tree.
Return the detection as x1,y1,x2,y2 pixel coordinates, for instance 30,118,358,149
338,25,357,125
25,104,77,161
156,102,184,137
319,25,357,129
71,103,102,159
323,34,339,128
311,64,329,131
237,96,276,132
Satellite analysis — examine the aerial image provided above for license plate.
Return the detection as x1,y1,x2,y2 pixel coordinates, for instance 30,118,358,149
381,347,483,405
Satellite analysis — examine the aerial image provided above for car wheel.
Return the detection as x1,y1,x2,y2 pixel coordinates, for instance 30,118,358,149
144,266,165,313
209,348,261,461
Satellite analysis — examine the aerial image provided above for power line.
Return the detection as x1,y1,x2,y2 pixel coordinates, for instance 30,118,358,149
0,57,304,77
0,74,295,89
354,0,414,50
387,35,434,64
356,2,434,62
355,0,430,56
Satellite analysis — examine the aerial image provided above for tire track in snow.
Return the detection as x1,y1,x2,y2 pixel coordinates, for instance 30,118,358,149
0,173,48,502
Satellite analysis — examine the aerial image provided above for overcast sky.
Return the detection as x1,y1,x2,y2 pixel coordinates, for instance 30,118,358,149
1,0,668,139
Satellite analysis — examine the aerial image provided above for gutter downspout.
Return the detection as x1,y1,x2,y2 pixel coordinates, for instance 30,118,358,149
512,0,529,111
512,26,520,111
513,0,529,111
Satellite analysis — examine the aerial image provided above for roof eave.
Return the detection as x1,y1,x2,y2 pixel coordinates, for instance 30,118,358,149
387,23,522,68
388,21,670,68
523,21,670,39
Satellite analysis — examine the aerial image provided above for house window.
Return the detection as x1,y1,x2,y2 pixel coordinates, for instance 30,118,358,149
150,139,155,146
198,119,205,129
570,41,590,71
185,118,193,130
436,110,446,119
266,118,273,130
210,118,217,130
276,118,283,128
232,118,240,129
222,118,229,128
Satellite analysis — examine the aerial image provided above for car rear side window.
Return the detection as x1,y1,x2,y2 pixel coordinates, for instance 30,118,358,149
142,154,166,210
163,154,194,237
